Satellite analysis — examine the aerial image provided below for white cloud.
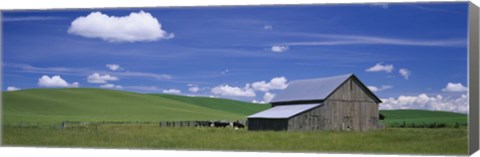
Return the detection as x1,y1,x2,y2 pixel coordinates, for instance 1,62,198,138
211,84,256,97
7,86,20,91
263,92,275,103
68,11,174,43
284,33,466,47
264,25,272,30
106,64,121,71
100,84,123,89
251,77,288,92
87,73,119,84
381,93,468,113
367,85,393,92
163,89,181,94
442,82,468,92
366,62,394,73
399,68,411,80
38,75,79,88
188,86,200,93
271,45,289,52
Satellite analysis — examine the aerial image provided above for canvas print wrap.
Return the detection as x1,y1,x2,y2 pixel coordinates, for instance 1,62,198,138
1,2,470,155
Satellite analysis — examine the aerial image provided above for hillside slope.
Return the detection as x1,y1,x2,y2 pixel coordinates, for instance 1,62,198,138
2,88,267,125
380,109,467,126
151,94,270,116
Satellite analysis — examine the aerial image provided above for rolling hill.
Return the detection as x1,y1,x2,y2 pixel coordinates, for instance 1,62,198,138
2,88,467,127
379,109,467,126
2,88,270,125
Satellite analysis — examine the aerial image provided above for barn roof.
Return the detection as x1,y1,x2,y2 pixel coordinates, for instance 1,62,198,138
271,74,381,104
271,74,352,103
247,104,322,119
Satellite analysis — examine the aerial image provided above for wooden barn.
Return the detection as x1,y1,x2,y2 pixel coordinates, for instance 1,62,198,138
247,74,382,131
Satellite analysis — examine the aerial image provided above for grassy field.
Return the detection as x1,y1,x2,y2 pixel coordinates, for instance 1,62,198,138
152,94,270,116
1,88,469,155
2,125,467,155
379,109,467,127
2,88,269,125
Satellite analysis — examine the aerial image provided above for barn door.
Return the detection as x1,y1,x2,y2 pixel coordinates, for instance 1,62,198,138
342,116,353,131
311,115,319,130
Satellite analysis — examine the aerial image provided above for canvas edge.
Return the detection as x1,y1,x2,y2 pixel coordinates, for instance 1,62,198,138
469,1,480,155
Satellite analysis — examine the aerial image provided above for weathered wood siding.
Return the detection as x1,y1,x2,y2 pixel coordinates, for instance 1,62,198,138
248,118,288,131
249,77,380,131
322,77,379,131
287,105,327,131
286,77,379,131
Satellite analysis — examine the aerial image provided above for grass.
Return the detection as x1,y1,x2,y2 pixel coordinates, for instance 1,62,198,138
2,125,467,155
151,94,270,116
1,88,469,155
2,88,269,125
380,109,467,127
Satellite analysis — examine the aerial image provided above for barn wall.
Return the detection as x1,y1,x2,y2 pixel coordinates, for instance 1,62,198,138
247,118,288,131
324,78,380,131
287,106,325,131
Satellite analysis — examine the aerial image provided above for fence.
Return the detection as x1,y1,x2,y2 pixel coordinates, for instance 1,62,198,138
54,120,248,129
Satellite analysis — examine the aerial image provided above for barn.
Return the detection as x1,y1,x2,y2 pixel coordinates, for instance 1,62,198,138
247,74,382,131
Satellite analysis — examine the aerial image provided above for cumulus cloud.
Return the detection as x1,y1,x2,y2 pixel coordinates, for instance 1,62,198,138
263,92,275,103
271,45,289,52
366,62,394,73
211,84,256,97
106,64,121,71
38,75,79,88
188,86,200,93
87,73,119,84
163,89,181,94
251,77,288,92
68,11,174,43
381,93,468,113
100,83,123,89
442,82,468,92
399,68,411,80
7,86,20,91
367,85,393,92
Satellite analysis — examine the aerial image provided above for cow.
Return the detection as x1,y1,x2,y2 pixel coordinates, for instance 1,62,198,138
213,121,230,128
233,121,245,129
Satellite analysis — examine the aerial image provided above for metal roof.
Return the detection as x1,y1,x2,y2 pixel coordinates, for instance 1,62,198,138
247,104,322,119
271,74,352,103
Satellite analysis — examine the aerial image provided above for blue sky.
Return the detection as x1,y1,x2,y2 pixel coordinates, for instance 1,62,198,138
2,2,470,113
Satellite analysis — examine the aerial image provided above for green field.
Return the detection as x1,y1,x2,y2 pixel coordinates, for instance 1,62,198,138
380,109,467,127
1,88,468,155
2,88,269,125
2,125,467,155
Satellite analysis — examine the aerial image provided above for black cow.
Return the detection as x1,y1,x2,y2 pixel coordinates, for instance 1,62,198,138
233,121,245,129
213,121,230,128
